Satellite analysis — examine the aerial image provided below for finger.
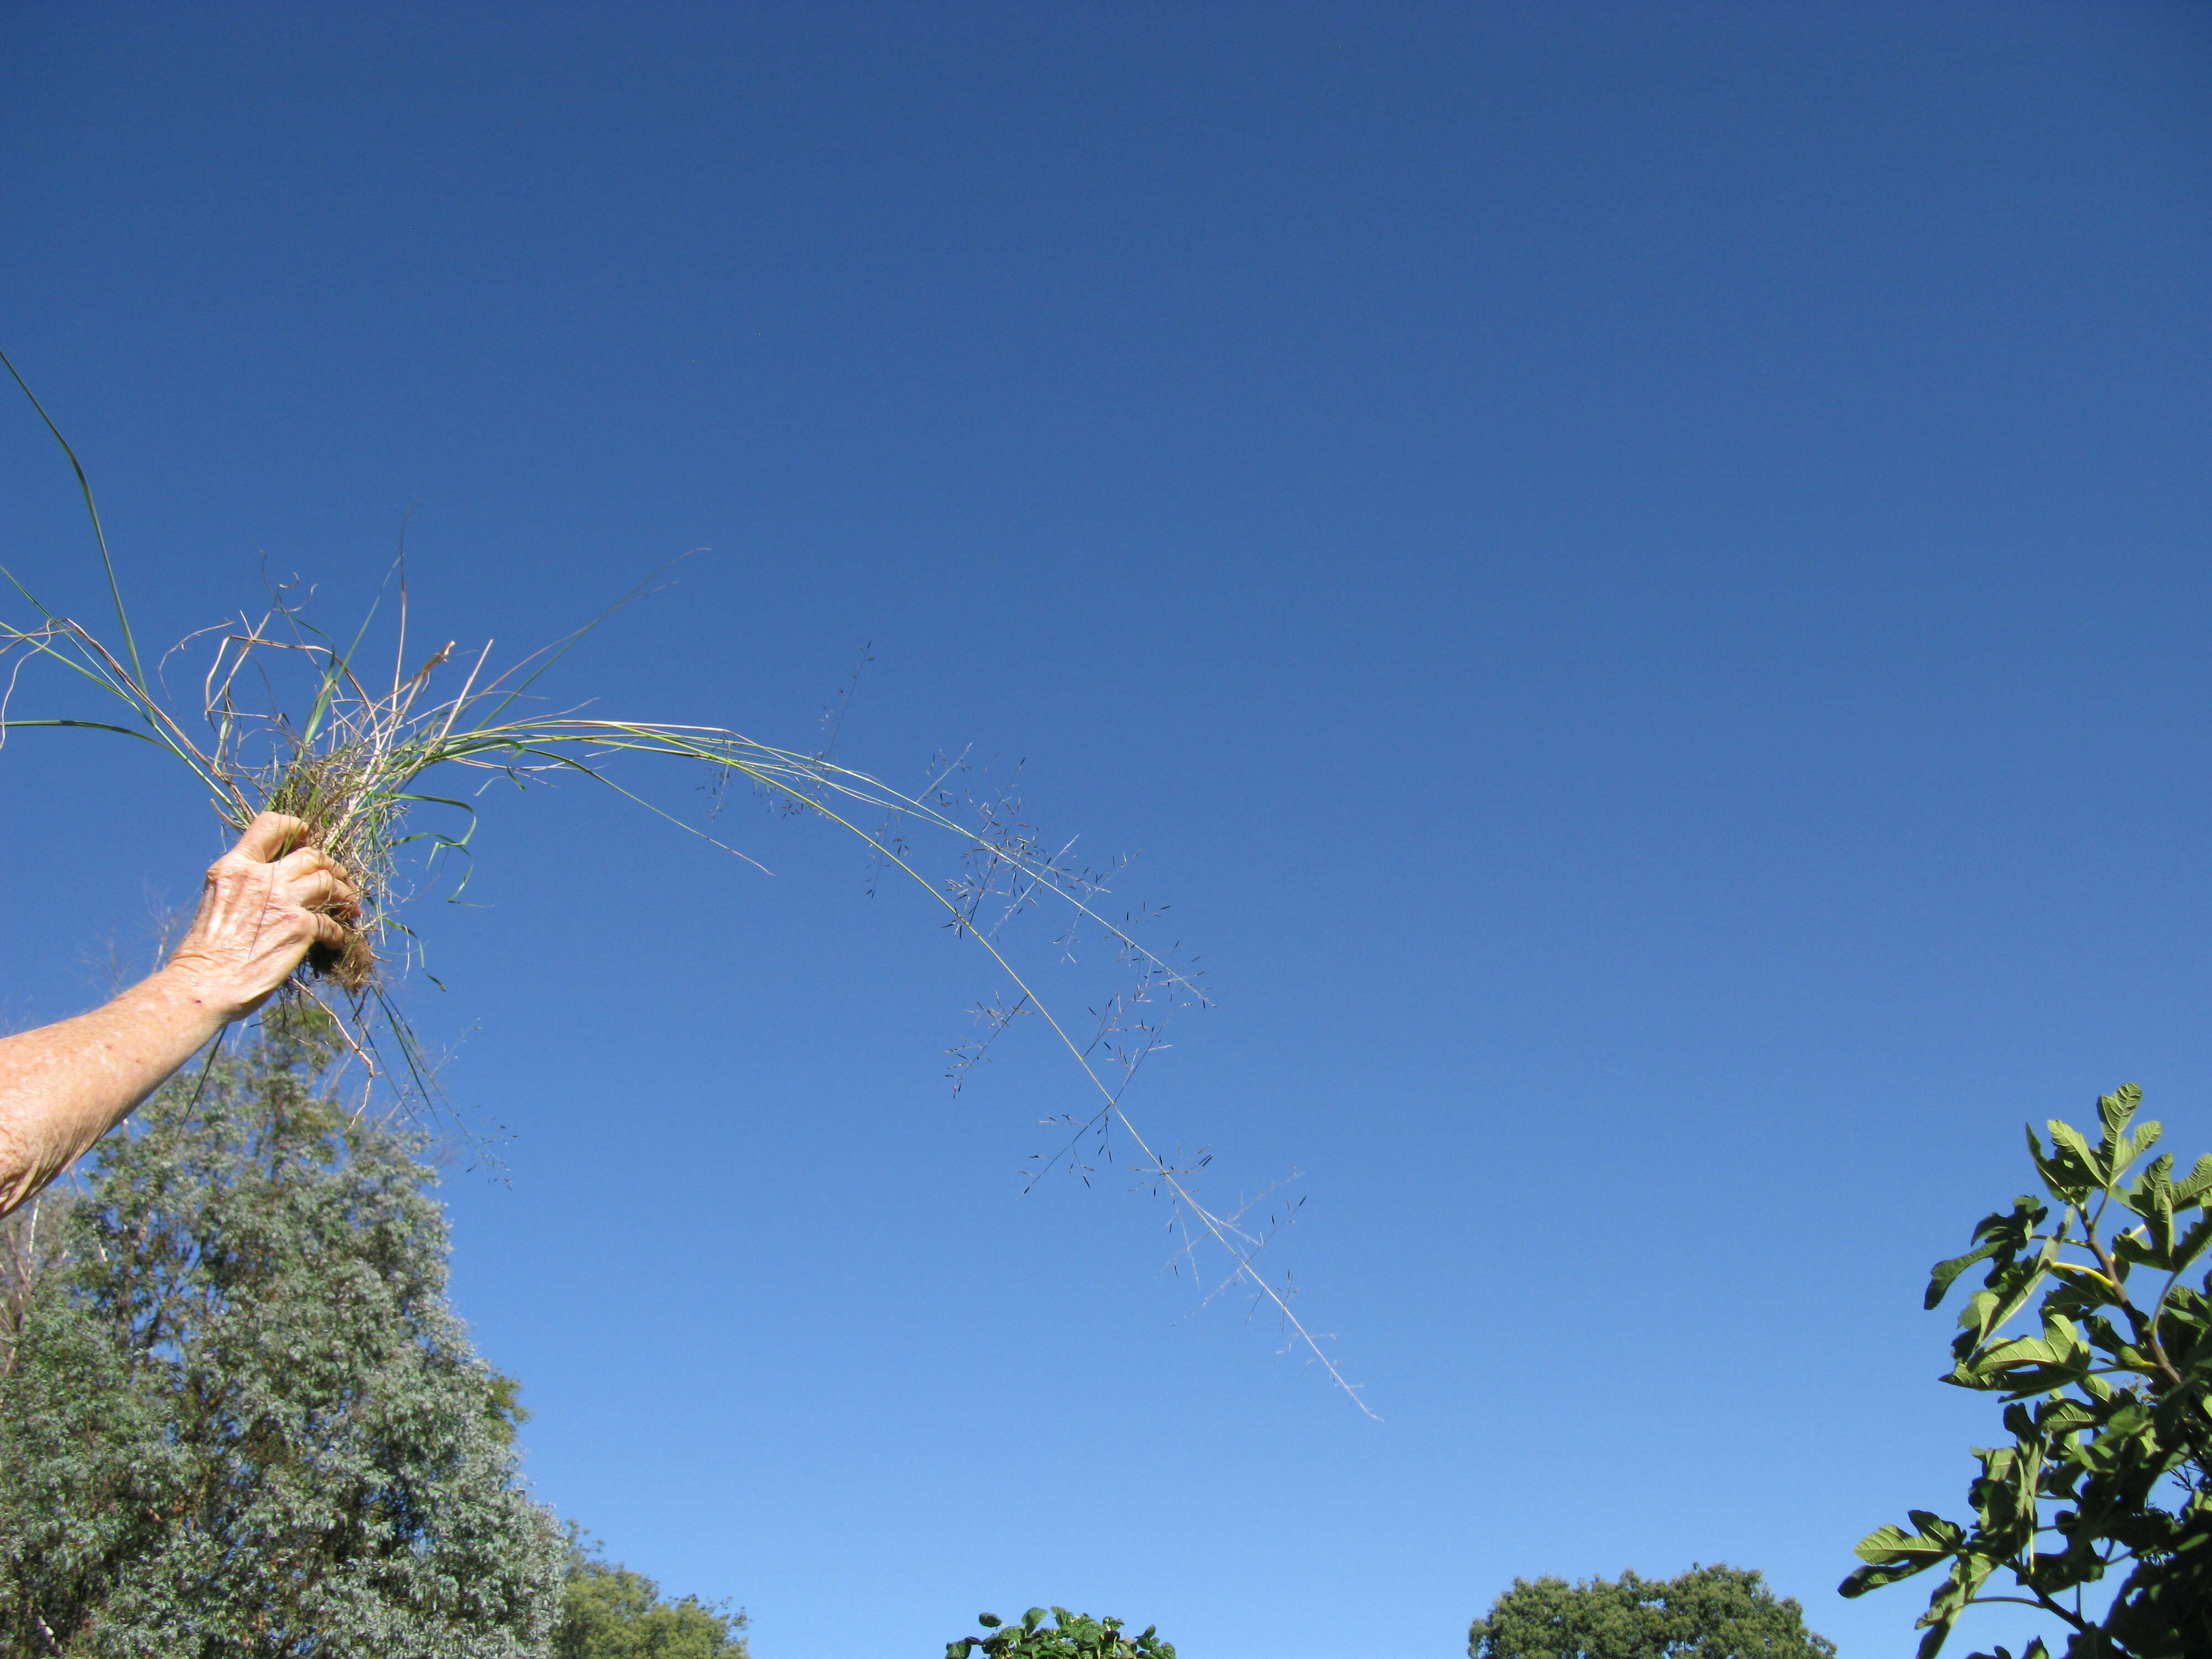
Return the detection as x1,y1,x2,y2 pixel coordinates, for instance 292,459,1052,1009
273,846,343,882
231,812,309,864
285,869,361,914
310,911,348,951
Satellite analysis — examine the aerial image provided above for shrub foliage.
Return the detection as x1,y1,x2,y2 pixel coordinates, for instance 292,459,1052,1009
1844,1086,2212,1658
946,1608,1175,1658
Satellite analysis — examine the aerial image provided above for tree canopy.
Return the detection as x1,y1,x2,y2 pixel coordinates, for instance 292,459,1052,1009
0,1011,564,1656
1467,1564,1835,1659
557,1528,748,1658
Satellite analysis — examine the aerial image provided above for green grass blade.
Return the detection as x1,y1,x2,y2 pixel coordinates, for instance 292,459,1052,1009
0,347,146,690
0,717,168,745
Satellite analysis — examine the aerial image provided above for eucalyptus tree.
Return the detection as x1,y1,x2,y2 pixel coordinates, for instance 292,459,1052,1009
0,1010,564,1657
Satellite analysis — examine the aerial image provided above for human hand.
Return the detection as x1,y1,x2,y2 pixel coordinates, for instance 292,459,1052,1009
163,813,359,1021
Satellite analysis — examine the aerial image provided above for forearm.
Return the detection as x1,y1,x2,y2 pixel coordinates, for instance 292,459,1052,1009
0,968,228,1215
0,812,354,1219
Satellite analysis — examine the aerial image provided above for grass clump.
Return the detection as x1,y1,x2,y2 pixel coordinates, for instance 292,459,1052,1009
0,348,1365,1411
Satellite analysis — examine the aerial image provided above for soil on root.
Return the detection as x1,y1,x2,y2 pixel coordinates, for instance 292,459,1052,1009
309,927,377,994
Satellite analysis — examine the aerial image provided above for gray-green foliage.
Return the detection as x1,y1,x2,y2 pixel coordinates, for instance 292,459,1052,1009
946,1608,1175,1658
0,1010,565,1656
556,1527,748,1658
1843,1086,2212,1658
1467,1564,1835,1659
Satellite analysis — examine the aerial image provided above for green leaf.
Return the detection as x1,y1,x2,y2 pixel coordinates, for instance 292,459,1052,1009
1955,1240,2059,1357
2046,1119,2105,1191
2170,1212,2212,1278
2173,1154,2212,1209
2036,1396,2098,1434
2117,1148,2173,1220
2115,1230,2171,1274
1974,1332,2060,1369
2098,1084,2142,1149
1928,1244,2001,1310
1966,1316,2089,1393
1850,1514,1964,1571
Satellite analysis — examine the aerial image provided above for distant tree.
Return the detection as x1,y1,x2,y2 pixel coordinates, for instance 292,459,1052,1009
1468,1564,1835,1659
945,1608,1175,1658
0,1010,565,1657
556,1527,748,1657
1842,1086,2212,1658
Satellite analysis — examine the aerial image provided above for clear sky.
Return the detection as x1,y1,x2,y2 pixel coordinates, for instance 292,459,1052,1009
3,5,2209,1655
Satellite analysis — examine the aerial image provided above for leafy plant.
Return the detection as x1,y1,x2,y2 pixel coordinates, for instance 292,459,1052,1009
1466,1564,1835,1659
1842,1085,2212,1657
0,349,1360,1405
946,1609,1174,1659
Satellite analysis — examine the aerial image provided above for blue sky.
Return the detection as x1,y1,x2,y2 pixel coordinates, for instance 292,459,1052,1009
4,4,2210,1654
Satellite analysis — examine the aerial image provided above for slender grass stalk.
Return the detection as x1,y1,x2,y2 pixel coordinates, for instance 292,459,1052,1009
0,350,1366,1411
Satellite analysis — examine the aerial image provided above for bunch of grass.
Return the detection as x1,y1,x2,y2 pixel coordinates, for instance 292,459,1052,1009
0,351,1365,1410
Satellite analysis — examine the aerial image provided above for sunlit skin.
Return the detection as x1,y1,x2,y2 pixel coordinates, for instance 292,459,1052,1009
0,812,356,1217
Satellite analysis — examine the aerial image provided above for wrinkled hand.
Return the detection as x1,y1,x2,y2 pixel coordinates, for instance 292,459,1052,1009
164,813,359,1021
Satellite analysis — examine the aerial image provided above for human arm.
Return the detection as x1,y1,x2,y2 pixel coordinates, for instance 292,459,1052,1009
0,813,356,1216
